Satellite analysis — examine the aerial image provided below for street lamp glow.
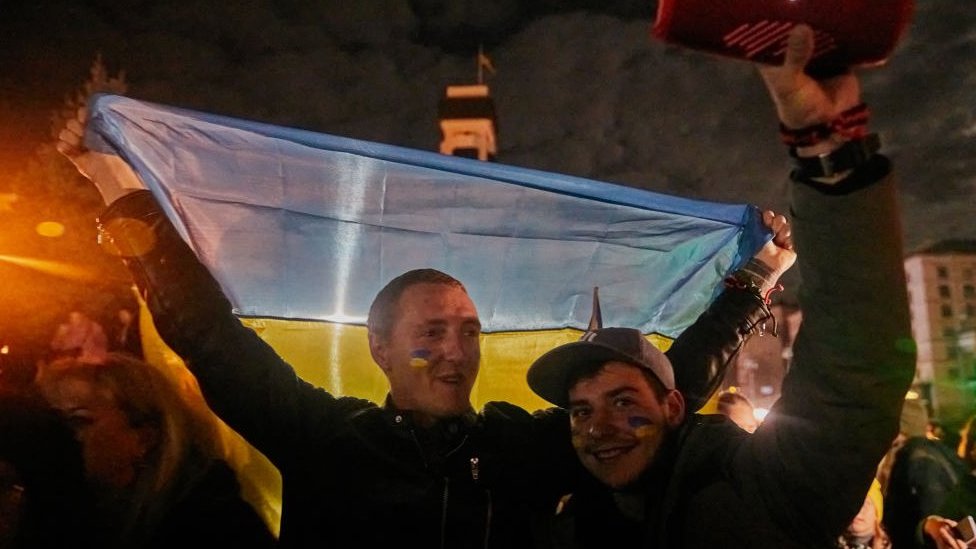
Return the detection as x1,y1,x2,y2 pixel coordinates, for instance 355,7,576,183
36,221,65,238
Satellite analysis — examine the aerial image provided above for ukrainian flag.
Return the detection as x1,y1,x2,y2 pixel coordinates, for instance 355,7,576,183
85,93,769,531
87,93,770,409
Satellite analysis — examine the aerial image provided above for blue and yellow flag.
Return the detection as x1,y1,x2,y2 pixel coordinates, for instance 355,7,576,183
86,93,769,532
86,92,769,411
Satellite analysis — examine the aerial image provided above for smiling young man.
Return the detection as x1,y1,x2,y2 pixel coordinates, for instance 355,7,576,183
526,26,916,549
532,328,686,492
366,271,483,425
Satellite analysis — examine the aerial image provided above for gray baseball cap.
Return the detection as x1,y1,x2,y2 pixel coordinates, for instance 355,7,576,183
527,327,675,408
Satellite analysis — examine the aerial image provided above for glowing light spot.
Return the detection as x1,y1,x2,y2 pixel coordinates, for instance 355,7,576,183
0,255,97,282
99,218,156,257
409,349,430,368
0,345,8,355
753,407,769,421
36,221,65,238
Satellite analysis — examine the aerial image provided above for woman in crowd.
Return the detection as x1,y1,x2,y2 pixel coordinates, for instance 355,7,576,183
0,389,100,548
38,352,276,548
837,479,890,549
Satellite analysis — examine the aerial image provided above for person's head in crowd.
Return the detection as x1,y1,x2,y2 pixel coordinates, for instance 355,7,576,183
926,419,945,441
959,414,976,472
367,268,482,425
37,353,223,526
716,390,760,433
838,478,889,549
0,390,99,548
117,307,135,326
527,327,684,488
899,397,929,440
876,396,932,490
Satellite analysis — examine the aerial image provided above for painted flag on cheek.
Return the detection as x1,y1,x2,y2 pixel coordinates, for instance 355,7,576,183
85,93,769,412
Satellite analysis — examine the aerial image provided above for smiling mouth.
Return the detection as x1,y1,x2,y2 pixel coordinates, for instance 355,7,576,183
590,445,634,461
436,374,463,385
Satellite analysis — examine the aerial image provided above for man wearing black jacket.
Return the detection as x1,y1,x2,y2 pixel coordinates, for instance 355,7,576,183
525,25,916,549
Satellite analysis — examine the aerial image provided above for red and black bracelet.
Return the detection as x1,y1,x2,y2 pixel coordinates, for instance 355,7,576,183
779,103,871,148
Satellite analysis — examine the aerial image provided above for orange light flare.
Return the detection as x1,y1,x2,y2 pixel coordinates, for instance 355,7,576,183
0,254,101,283
35,221,66,238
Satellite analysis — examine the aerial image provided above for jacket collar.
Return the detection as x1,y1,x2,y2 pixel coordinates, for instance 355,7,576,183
381,394,479,433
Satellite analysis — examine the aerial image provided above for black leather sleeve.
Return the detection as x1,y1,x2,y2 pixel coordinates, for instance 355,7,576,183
98,190,238,359
666,286,773,413
97,190,361,463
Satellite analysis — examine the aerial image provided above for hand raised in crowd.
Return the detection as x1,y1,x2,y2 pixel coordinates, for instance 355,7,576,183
756,24,861,133
922,516,974,549
749,210,797,295
56,105,145,205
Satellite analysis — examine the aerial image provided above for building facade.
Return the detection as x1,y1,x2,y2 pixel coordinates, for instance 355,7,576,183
904,240,976,425
721,303,803,415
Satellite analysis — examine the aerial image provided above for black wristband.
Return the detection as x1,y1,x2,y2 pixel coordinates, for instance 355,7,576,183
790,133,881,179
733,258,775,292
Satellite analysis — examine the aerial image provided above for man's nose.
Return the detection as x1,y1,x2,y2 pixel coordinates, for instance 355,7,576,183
587,408,616,438
439,330,467,363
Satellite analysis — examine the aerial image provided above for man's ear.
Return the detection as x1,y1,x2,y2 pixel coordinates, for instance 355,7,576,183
664,390,686,428
368,331,392,374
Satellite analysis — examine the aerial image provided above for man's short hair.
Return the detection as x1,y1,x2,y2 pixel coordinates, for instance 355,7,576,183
367,269,466,340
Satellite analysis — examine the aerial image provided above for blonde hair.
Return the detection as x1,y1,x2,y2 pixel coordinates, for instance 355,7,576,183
39,352,223,540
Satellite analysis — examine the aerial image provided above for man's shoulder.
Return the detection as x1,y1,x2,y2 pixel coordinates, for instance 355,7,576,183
480,400,571,425
687,413,747,434
896,436,967,473
476,401,572,451
899,436,960,460
480,400,537,421
675,414,750,461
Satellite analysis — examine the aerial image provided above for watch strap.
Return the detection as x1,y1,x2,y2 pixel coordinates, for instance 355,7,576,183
790,133,881,179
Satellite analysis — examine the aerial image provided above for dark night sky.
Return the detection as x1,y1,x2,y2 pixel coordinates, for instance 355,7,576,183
1,0,974,252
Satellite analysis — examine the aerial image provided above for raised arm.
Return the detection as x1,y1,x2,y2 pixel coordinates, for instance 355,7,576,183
668,210,796,413
57,106,364,465
739,24,915,542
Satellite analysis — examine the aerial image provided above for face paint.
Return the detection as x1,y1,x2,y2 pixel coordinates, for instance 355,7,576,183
628,416,656,439
571,432,586,450
409,348,430,368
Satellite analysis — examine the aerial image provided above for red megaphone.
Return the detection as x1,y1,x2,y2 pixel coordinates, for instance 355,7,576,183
651,0,914,74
